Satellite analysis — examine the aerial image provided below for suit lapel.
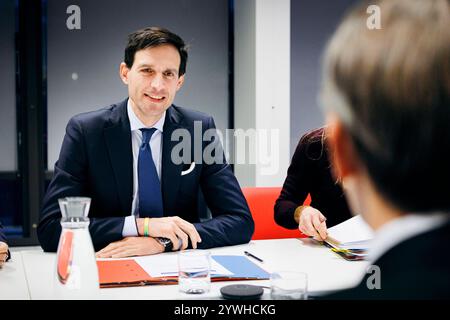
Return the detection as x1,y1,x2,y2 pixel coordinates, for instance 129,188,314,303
104,99,133,214
161,106,184,213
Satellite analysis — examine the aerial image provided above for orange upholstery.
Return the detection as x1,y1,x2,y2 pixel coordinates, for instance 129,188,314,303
242,187,310,240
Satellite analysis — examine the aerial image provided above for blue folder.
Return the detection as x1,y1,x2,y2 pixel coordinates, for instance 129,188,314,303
211,255,270,280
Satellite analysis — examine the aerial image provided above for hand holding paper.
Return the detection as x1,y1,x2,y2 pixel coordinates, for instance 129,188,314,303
298,206,328,240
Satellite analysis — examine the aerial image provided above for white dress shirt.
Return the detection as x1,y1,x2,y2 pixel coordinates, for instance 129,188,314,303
368,212,449,263
122,99,166,237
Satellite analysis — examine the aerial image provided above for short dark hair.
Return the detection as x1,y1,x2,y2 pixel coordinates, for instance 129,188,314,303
321,0,450,212
124,26,188,76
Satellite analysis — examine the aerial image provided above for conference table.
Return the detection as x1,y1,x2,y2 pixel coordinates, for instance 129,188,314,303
1,238,369,300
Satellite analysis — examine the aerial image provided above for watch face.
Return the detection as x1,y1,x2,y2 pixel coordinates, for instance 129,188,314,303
157,237,173,252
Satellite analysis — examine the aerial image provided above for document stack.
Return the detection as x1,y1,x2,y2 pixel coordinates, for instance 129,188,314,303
324,215,374,261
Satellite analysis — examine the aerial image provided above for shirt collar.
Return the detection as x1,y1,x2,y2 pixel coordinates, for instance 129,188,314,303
127,98,165,132
368,212,450,263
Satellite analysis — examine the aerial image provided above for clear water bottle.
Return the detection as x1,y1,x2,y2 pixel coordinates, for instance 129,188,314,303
53,197,100,299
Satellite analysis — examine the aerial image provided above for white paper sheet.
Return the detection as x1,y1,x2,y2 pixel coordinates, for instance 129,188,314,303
327,215,374,245
133,254,233,278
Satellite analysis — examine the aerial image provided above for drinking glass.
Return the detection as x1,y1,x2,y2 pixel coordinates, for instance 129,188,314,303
178,250,211,294
270,271,308,300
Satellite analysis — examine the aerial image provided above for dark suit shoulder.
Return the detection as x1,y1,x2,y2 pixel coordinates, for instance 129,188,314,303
324,220,450,299
374,220,450,271
0,221,7,243
170,105,213,124
70,102,124,127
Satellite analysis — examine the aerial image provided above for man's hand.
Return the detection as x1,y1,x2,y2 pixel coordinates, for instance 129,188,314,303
297,206,328,241
0,241,9,268
136,216,202,250
96,237,164,258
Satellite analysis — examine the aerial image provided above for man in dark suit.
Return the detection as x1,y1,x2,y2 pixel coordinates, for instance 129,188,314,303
0,222,10,267
319,0,450,299
38,27,254,257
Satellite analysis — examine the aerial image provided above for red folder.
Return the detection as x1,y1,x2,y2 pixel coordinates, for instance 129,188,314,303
97,259,178,288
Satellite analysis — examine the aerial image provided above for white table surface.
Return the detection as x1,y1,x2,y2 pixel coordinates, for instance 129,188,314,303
1,238,369,300
0,250,30,300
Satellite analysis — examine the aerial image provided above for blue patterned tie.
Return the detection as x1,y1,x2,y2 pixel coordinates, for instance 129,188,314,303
138,128,163,217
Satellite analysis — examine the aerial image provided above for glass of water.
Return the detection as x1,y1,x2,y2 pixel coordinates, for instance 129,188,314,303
270,271,308,300
178,250,211,294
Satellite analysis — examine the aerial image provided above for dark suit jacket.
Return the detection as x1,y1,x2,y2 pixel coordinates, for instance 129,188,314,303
0,222,6,244
38,99,254,252
324,221,450,299
275,128,352,229
0,222,10,261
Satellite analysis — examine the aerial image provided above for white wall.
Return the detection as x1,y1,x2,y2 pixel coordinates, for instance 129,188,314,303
0,0,16,171
234,0,290,187
290,0,358,155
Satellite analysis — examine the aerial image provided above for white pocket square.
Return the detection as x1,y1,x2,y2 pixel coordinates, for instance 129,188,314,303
181,162,196,176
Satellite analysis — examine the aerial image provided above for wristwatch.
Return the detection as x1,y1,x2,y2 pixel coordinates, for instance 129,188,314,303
156,237,173,252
